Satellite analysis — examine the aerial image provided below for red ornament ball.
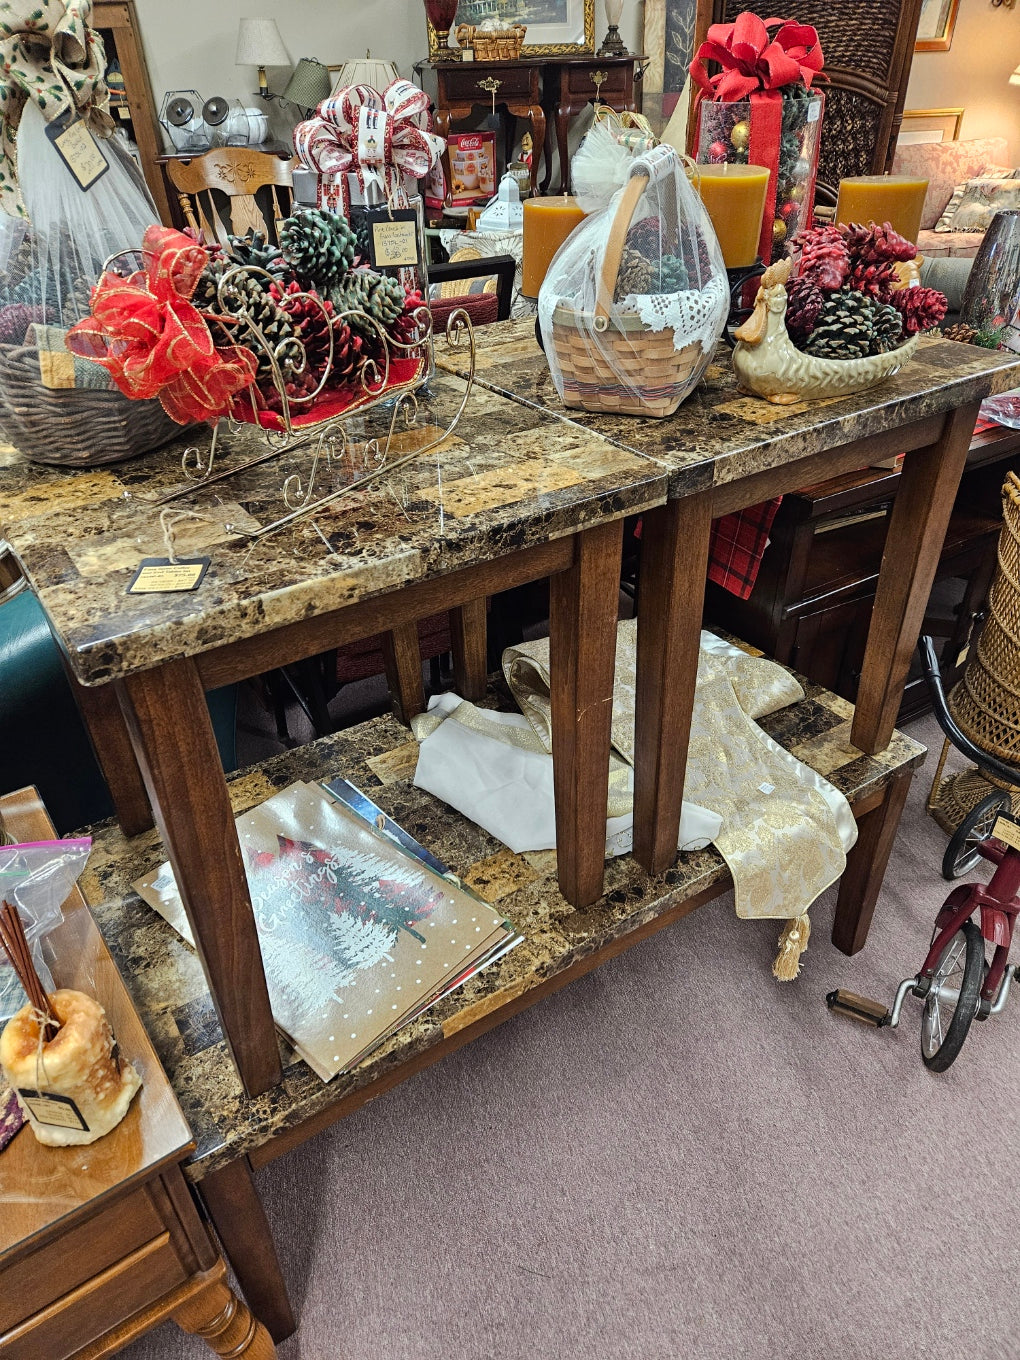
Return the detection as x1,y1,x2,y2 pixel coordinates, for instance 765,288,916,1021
709,140,728,163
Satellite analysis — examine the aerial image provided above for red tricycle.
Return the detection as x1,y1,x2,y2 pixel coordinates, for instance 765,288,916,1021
828,635,1020,1071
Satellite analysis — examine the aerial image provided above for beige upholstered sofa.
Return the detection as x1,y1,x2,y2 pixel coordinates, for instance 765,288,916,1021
891,136,1013,259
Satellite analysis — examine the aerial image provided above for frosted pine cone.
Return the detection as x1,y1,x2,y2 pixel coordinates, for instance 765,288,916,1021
616,246,655,298
870,300,906,353
891,285,948,336
785,275,825,344
840,221,917,264
792,225,850,292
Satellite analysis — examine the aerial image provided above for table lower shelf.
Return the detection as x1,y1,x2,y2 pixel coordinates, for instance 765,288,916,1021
77,667,924,1182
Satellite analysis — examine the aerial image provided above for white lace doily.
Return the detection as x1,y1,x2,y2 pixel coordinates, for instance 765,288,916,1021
620,273,729,354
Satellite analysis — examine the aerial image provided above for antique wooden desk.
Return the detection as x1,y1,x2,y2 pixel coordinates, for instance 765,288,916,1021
0,375,667,1100
0,787,274,1359
435,319,1020,878
75,684,924,1341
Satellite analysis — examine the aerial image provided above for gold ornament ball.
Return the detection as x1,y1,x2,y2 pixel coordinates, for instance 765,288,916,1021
729,120,750,151
772,217,787,244
789,183,806,203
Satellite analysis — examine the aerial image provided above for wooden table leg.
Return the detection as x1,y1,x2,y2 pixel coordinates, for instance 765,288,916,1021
632,494,714,876
200,1157,296,1344
450,598,488,700
549,519,624,908
64,665,153,837
172,1261,278,1358
852,402,979,754
118,660,282,1097
382,622,426,724
832,769,913,955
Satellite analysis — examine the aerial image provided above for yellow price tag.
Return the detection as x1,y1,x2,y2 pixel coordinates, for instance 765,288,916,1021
992,816,1020,852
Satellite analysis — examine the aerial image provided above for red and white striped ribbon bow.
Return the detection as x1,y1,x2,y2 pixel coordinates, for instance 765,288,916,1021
293,78,445,215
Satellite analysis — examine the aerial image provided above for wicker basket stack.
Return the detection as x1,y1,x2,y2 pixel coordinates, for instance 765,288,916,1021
948,470,1020,760
0,343,182,467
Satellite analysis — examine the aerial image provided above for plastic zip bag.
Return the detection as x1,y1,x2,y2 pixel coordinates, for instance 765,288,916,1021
0,838,92,1023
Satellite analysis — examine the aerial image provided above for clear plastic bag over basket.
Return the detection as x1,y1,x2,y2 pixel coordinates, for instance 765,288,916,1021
539,145,728,418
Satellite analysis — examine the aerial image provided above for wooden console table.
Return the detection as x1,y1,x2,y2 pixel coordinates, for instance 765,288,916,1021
0,787,274,1359
0,375,666,1099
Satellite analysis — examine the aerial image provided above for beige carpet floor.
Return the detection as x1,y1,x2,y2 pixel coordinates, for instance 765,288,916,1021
121,711,1019,1360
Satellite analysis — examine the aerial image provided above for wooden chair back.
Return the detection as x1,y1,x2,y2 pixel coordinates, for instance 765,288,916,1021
166,147,295,247
689,0,925,205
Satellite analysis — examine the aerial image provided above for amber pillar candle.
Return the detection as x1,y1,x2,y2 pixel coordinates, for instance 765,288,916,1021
835,175,929,247
522,195,586,298
694,163,770,269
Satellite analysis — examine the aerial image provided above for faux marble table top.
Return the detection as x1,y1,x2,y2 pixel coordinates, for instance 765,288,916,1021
76,667,924,1180
0,372,665,685
436,320,1020,496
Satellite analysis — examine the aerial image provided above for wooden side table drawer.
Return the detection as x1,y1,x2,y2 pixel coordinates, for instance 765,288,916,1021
0,1184,164,1331
1,1230,188,1359
564,64,631,100
440,64,539,103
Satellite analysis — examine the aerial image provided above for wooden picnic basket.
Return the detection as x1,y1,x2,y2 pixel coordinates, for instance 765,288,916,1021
455,23,527,60
547,155,724,418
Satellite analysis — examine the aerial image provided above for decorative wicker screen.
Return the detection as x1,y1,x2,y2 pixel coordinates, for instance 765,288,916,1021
692,0,925,204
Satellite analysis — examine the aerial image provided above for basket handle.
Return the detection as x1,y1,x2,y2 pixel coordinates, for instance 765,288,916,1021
594,171,650,329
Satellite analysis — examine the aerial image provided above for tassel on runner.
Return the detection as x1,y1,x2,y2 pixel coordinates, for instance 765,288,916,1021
773,913,811,981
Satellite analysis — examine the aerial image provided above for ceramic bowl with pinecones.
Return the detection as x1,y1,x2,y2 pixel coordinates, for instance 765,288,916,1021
731,222,947,405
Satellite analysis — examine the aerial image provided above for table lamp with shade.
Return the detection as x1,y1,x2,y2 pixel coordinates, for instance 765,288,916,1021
329,52,400,94
283,57,331,115
236,17,290,100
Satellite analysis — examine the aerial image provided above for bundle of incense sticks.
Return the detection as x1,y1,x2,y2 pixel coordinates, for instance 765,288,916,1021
0,898,59,1039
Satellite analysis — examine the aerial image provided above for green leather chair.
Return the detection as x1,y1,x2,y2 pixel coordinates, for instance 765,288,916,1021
0,574,237,835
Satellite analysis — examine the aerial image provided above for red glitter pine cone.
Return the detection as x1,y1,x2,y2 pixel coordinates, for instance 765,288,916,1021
792,224,850,292
784,275,825,344
891,285,948,336
839,220,917,264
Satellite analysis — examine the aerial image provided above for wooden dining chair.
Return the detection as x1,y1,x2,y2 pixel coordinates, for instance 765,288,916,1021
166,146,296,248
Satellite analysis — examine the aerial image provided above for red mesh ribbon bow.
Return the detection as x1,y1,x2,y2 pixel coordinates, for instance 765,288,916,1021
293,78,445,214
66,224,258,424
689,13,825,100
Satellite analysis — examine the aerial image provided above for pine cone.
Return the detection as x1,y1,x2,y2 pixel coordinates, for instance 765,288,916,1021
943,322,978,345
616,246,655,298
847,258,898,303
785,275,825,344
792,224,850,292
803,288,880,359
0,302,52,345
870,300,906,353
279,208,358,290
227,230,289,279
270,280,337,379
657,254,690,293
891,285,948,336
626,216,678,259
199,263,298,377
840,220,916,263
330,269,406,334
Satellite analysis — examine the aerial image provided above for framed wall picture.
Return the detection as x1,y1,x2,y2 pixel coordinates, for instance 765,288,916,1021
642,0,698,125
915,0,961,52
898,107,965,145
428,0,596,58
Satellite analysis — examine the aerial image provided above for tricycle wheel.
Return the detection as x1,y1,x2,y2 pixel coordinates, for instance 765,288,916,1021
921,919,984,1071
942,792,1011,881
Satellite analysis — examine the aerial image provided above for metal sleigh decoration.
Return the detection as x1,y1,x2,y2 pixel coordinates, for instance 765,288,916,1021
137,258,477,539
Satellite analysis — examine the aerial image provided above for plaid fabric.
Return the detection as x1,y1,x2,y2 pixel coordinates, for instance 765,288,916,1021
707,498,783,599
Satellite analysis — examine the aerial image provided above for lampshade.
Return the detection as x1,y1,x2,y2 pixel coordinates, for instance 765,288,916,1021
236,17,290,68
283,57,331,109
1011,63,1020,87
330,52,399,94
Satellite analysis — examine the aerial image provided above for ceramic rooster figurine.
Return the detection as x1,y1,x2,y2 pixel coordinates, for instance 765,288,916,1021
732,257,919,405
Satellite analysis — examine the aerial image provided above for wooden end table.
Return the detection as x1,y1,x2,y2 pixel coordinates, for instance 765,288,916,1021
0,787,275,1359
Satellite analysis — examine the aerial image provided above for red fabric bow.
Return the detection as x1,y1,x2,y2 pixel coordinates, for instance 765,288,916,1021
67,224,258,424
690,12,825,101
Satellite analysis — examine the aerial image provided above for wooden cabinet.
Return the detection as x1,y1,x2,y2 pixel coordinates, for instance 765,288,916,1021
704,426,1020,723
92,2,171,225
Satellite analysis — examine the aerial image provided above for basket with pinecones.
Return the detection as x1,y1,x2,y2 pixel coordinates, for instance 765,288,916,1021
732,221,948,405
198,207,432,430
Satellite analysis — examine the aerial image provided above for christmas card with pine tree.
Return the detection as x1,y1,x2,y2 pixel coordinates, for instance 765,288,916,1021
134,781,515,1080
